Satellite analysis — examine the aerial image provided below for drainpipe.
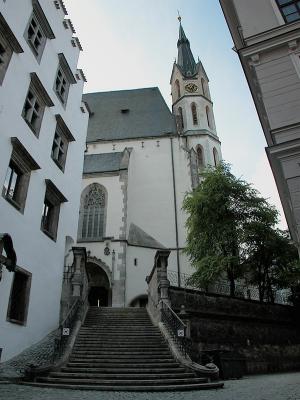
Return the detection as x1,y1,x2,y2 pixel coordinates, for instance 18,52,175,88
170,138,181,287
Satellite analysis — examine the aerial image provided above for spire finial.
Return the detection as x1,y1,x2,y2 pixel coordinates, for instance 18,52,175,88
177,10,181,23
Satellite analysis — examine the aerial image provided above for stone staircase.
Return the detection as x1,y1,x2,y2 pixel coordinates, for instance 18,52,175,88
32,307,224,391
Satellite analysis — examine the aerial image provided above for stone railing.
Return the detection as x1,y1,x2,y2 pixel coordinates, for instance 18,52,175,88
146,250,220,380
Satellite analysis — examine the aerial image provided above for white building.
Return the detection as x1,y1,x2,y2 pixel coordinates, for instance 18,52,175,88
0,0,88,362
220,0,300,249
78,21,222,307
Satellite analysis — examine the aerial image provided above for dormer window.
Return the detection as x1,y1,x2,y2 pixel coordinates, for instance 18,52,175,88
121,109,130,114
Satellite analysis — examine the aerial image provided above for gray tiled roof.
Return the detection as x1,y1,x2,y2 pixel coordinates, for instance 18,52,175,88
83,87,176,142
83,152,123,174
128,223,166,249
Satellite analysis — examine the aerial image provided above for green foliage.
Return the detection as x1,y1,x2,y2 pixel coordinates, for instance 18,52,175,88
183,162,299,299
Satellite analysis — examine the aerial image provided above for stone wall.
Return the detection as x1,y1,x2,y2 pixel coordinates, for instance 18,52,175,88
170,287,300,375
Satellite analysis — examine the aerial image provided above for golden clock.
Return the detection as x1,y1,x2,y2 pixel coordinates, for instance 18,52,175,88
185,83,198,93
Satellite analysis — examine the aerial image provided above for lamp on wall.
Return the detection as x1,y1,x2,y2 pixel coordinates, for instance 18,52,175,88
104,241,110,256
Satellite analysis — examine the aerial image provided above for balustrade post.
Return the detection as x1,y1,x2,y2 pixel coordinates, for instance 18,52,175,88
155,250,171,319
71,247,86,297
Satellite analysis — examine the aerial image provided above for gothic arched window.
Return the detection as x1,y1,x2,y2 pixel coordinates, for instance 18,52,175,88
191,102,198,125
206,106,211,129
175,79,181,99
178,107,184,131
79,183,106,240
196,145,204,169
213,147,219,166
201,78,206,97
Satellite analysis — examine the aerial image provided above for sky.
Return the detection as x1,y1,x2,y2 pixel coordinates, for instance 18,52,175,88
63,0,287,229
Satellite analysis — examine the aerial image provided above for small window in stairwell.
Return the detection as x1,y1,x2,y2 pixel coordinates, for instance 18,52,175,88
134,258,138,266
196,145,204,169
178,107,184,132
206,106,211,129
191,102,198,125
7,267,32,325
276,0,300,23
175,79,181,99
213,147,219,166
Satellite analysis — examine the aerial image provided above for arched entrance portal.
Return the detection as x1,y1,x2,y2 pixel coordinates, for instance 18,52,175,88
86,262,111,307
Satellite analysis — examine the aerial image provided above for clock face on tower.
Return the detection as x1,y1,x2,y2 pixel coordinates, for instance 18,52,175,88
185,83,198,93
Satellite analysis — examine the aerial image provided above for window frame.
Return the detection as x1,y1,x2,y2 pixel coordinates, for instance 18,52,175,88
0,13,23,84
24,0,55,62
2,138,40,213
78,183,107,242
41,179,67,241
276,0,300,23
54,53,76,107
51,114,75,172
22,72,54,137
6,266,32,326
191,102,198,125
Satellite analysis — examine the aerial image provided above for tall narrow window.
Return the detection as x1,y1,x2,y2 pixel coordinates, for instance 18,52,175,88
51,115,75,172
80,184,106,240
276,0,300,23
178,107,184,132
213,147,219,166
175,79,181,99
196,145,204,169
7,267,32,325
206,106,211,129
201,78,206,97
191,102,198,125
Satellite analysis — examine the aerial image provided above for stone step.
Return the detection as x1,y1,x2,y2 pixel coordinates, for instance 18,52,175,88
37,377,207,386
69,354,174,361
72,350,171,356
22,381,224,391
61,367,188,374
73,343,169,349
74,340,166,346
50,372,198,380
67,360,180,367
77,333,161,337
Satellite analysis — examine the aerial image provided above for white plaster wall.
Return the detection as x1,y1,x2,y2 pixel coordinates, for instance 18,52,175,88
0,1,88,361
232,0,284,38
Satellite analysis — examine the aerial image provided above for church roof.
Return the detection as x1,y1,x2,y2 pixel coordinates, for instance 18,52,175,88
177,22,197,77
83,152,123,174
83,87,176,143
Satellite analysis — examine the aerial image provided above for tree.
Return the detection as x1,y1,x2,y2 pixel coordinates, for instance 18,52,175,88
183,162,299,298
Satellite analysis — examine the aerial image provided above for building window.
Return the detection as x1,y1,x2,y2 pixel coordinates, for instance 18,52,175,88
79,183,107,241
7,267,32,325
213,147,220,166
22,72,54,136
175,79,181,99
51,114,75,171
178,106,184,132
196,145,204,169
191,102,198,125
2,138,40,213
0,13,23,84
54,53,76,106
206,106,211,129
276,0,300,22
41,179,67,241
24,0,55,62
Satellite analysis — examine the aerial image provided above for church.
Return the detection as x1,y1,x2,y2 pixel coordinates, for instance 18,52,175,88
76,20,222,308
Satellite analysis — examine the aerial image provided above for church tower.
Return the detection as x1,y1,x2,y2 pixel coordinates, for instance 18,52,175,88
170,18,221,178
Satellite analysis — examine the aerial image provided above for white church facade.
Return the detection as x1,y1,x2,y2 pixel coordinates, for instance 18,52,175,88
76,21,222,307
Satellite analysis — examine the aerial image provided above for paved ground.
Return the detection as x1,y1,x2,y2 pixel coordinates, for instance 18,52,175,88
0,372,299,400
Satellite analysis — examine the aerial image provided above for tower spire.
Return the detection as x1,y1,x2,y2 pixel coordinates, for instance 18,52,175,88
176,19,196,77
